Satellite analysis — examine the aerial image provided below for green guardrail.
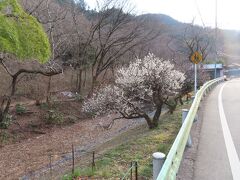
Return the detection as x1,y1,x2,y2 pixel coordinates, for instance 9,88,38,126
157,77,225,180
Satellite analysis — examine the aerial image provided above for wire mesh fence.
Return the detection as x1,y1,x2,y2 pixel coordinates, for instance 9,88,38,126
21,144,99,180
19,142,144,180
121,161,138,180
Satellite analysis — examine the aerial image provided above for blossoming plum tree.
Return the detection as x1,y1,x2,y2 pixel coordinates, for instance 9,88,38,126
83,53,185,129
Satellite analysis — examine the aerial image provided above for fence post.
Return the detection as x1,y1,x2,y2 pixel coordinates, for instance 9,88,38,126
49,154,53,178
130,162,133,180
182,109,192,147
92,151,96,171
152,152,166,180
72,144,75,175
135,161,138,180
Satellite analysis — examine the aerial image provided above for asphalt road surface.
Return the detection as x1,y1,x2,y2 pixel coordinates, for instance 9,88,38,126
194,78,240,180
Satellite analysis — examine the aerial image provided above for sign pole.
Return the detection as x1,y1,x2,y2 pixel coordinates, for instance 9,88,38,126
190,51,202,95
194,64,197,95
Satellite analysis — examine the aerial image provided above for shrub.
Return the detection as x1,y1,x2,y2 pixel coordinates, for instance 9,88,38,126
44,110,64,125
15,104,26,115
75,93,84,102
0,114,13,129
40,102,49,110
0,131,10,143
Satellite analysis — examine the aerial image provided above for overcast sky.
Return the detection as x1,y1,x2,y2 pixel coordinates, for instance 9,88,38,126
84,0,240,30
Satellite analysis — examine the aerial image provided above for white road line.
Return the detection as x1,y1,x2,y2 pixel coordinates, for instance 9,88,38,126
218,82,240,180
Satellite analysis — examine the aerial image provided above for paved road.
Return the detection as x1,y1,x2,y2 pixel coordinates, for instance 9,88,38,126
194,78,240,180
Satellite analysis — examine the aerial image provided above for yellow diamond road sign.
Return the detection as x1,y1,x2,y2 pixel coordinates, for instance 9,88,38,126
191,51,202,64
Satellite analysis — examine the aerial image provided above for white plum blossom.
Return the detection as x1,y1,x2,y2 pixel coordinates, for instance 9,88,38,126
82,53,185,129
82,85,119,116
116,53,185,96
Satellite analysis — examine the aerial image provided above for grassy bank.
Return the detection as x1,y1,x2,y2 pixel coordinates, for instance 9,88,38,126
63,104,190,179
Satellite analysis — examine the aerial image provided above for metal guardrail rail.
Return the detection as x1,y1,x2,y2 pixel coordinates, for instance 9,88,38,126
157,77,225,180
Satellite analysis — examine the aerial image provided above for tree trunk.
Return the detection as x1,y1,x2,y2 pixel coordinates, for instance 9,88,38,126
11,76,17,96
0,76,17,123
168,106,175,114
152,104,162,127
165,97,179,114
83,69,87,88
179,96,183,105
4,76,17,114
89,66,96,95
0,110,3,123
186,93,190,101
71,69,74,90
89,75,97,97
77,69,82,93
46,76,52,104
142,113,156,129
102,69,108,82
0,104,6,124
141,105,163,129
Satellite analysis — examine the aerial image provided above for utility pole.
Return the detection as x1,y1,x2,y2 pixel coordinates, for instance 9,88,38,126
214,0,218,78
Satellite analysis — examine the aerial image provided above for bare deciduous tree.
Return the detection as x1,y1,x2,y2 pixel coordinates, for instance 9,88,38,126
178,24,214,62
67,0,162,93
0,54,62,125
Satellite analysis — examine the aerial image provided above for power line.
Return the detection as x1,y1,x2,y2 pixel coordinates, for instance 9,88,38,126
214,0,218,78
217,51,240,59
194,0,205,28
215,0,218,30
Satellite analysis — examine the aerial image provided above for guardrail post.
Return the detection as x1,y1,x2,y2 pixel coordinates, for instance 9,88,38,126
191,96,198,122
209,84,212,90
182,109,192,147
206,87,209,94
153,152,166,180
203,87,207,97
